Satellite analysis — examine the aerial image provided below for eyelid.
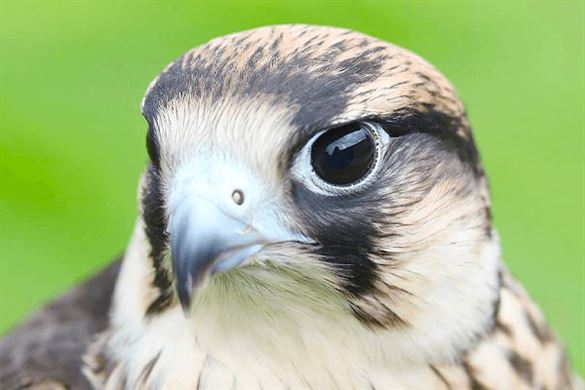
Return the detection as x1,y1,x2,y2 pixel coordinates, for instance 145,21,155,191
364,121,391,148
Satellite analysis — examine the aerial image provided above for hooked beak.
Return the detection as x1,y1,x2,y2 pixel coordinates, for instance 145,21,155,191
170,196,264,311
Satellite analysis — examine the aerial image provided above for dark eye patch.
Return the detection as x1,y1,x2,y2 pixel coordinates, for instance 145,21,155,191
146,124,161,167
374,108,480,173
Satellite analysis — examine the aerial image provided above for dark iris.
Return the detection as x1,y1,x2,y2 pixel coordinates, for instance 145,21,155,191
311,123,375,185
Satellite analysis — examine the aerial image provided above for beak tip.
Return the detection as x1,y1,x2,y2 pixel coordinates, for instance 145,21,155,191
181,302,192,318
177,270,211,315
177,279,194,314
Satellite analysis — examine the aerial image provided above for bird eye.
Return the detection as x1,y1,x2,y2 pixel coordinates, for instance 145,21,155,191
292,121,389,195
310,123,376,186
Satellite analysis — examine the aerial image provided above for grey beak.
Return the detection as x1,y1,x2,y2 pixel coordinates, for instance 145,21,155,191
170,197,263,311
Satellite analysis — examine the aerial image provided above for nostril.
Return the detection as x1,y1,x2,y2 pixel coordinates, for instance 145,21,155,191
231,189,244,206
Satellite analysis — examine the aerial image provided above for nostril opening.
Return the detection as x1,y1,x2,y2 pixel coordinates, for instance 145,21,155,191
231,189,244,206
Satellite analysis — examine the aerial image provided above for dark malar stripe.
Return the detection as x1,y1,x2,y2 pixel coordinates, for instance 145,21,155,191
141,164,174,314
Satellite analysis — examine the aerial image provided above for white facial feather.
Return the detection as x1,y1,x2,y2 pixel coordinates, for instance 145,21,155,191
99,209,500,389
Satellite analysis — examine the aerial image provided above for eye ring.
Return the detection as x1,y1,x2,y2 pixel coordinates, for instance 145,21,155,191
292,121,390,196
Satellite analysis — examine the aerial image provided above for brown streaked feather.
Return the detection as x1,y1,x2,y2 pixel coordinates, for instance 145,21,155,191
435,269,580,390
0,260,121,390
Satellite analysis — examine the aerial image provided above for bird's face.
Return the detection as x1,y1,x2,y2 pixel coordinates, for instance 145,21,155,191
138,25,497,340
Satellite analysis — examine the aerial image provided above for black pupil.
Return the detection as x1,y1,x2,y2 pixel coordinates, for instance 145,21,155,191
311,123,375,185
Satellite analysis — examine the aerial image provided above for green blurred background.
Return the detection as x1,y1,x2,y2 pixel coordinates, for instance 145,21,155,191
0,0,583,375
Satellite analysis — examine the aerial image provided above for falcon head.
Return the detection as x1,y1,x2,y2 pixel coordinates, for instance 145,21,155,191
133,25,499,362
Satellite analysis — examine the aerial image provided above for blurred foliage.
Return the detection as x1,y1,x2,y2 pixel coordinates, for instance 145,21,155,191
0,0,583,375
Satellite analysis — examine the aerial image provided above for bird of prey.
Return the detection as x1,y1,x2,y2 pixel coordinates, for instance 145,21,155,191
0,25,581,390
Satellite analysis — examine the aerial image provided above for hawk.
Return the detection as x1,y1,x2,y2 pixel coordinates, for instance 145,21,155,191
0,25,581,390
